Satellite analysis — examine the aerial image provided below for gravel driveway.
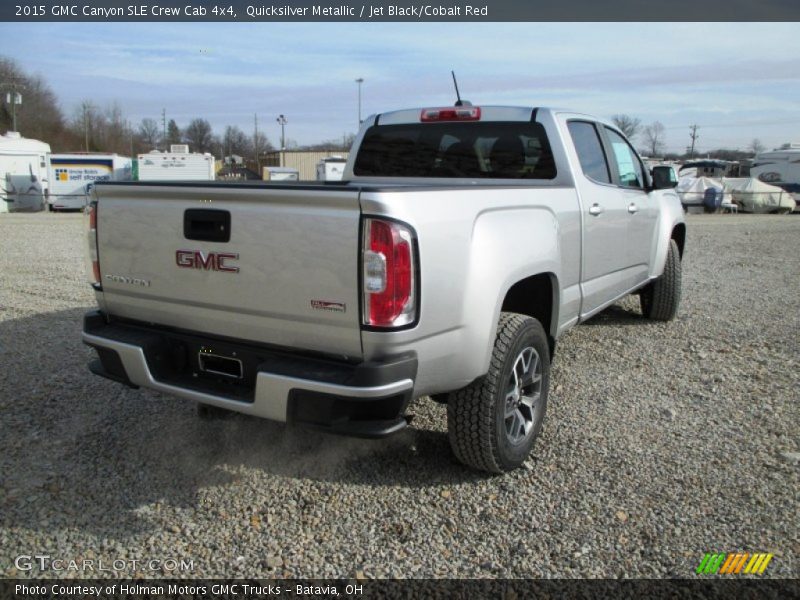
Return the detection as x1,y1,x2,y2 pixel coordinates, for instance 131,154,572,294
1,212,797,579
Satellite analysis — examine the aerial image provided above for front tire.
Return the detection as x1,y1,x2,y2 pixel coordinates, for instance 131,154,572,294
641,238,682,321
447,313,550,473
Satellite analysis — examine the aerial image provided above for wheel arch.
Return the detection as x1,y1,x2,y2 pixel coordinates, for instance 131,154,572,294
650,195,686,279
500,272,559,357
671,222,686,258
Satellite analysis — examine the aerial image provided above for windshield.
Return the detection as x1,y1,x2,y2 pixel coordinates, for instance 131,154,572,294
354,121,556,179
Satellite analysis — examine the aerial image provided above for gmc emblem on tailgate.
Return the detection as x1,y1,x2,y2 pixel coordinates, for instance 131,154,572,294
176,250,240,273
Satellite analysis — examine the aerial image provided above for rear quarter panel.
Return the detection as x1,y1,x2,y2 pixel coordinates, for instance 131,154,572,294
360,186,581,396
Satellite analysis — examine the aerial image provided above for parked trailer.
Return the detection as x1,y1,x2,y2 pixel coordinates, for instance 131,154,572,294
316,156,347,181
49,153,132,211
262,166,299,181
137,150,216,181
0,132,50,213
751,143,800,209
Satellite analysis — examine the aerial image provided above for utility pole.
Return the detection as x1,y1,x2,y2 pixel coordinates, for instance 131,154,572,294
254,113,260,172
276,114,287,151
689,124,699,159
83,102,90,152
2,81,26,132
162,108,167,149
10,92,21,132
355,78,364,127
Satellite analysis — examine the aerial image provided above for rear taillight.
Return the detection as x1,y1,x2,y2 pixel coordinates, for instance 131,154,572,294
362,218,417,328
85,201,100,286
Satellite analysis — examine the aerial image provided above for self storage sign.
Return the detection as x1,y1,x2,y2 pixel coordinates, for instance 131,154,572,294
50,158,115,198
54,166,111,182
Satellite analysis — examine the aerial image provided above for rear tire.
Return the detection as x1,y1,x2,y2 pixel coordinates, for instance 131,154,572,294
641,239,682,321
447,313,550,473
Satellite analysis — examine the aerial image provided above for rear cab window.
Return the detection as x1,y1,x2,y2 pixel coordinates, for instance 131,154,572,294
353,122,556,179
567,121,611,184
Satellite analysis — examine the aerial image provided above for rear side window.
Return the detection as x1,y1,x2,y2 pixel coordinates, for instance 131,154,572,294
567,121,611,184
353,122,556,179
605,128,645,189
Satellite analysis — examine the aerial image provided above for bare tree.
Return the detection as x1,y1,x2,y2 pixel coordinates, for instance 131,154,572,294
183,118,214,153
222,125,252,160
0,56,69,146
138,118,161,150
165,119,181,148
72,100,100,151
253,130,272,161
302,133,356,152
0,57,144,154
748,138,765,155
68,100,135,154
611,114,642,141
642,121,666,157
103,102,129,154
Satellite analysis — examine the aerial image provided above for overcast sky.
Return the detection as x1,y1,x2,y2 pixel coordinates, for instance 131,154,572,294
2,22,799,153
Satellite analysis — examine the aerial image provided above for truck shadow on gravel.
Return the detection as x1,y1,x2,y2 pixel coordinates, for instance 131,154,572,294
0,308,487,541
582,302,648,327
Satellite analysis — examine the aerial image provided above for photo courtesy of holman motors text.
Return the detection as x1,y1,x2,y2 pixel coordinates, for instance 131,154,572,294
14,583,363,596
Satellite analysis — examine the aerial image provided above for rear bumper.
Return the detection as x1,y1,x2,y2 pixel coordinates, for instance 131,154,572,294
82,311,417,438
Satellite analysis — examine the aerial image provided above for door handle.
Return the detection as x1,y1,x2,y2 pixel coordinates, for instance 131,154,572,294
589,203,604,216
628,203,638,214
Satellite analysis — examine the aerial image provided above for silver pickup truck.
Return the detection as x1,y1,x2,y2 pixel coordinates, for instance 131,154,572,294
82,105,685,473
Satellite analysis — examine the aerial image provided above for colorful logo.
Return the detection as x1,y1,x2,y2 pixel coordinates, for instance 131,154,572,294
697,552,773,575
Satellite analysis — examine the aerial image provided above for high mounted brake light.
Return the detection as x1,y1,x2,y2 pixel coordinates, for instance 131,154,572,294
362,218,417,328
420,107,481,122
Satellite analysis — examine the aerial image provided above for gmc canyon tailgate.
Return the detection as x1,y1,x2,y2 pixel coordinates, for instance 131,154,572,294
93,183,363,359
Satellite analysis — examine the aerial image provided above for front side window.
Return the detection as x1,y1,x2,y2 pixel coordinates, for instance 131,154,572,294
605,128,644,189
354,122,556,179
567,121,611,184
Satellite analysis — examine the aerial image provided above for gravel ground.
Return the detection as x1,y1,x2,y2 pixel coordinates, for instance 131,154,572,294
0,212,797,580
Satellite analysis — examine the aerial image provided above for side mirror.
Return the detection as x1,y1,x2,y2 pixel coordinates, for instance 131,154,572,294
652,165,678,190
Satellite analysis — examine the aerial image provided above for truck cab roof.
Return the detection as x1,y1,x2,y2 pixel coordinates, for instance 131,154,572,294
373,105,540,125
368,106,619,130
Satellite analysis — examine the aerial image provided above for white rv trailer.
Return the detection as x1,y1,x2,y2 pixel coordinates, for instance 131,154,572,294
751,143,800,207
137,147,216,182
0,132,50,213
49,153,132,210
315,156,347,181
